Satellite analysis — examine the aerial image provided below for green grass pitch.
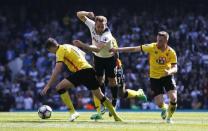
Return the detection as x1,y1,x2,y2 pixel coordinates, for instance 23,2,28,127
0,111,208,131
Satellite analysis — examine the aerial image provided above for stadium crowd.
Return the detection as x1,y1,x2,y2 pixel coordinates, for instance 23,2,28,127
0,1,208,111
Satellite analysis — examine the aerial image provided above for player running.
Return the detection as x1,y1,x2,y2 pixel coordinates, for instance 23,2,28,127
41,38,122,122
75,11,147,120
110,31,177,123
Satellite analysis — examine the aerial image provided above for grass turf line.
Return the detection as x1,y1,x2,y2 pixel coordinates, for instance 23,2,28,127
0,112,208,131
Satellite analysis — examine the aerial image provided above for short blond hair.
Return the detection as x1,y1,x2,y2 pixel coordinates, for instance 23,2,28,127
158,31,169,40
95,16,107,24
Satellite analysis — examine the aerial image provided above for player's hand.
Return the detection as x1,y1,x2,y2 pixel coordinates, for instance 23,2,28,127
40,85,50,96
109,48,118,53
88,12,95,19
73,40,83,47
164,69,171,76
116,58,122,67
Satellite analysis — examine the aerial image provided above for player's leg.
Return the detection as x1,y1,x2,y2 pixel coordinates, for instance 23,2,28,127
83,68,122,121
107,77,118,117
150,78,168,120
93,76,105,115
124,89,147,101
154,94,168,120
108,77,118,107
91,78,105,120
115,60,147,101
91,88,122,121
116,78,147,101
91,76,105,120
167,90,177,123
56,79,79,121
91,55,106,118
164,75,177,123
99,81,106,115
106,56,119,108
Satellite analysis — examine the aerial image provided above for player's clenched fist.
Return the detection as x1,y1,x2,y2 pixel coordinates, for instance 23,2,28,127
88,12,95,19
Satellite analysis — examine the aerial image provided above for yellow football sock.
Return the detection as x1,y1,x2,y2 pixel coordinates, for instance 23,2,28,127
167,102,177,118
93,95,101,114
126,89,138,98
60,91,75,114
160,103,168,111
102,98,122,121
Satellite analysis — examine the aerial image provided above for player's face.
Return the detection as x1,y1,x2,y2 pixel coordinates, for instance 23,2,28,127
157,35,168,47
95,21,106,34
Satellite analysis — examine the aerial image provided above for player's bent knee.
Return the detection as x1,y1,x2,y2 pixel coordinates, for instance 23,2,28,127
170,97,177,103
57,88,66,94
169,94,177,103
155,100,164,108
100,96,107,103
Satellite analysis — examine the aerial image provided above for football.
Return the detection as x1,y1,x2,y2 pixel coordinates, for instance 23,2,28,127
38,105,52,119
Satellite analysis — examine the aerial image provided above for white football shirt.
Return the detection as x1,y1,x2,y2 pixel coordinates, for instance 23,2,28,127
85,17,114,58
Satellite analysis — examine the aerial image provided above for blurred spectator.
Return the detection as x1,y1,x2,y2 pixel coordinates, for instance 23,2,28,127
23,91,33,110
0,0,208,111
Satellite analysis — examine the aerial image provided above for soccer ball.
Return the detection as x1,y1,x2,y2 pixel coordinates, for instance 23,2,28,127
38,105,52,119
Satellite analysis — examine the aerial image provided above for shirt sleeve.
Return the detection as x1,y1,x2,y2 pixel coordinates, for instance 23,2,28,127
56,47,65,63
141,43,154,53
170,50,177,64
84,17,95,30
112,37,118,48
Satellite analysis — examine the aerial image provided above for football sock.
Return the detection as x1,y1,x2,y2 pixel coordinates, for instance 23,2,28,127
167,101,177,118
110,86,118,107
93,83,105,114
126,89,139,98
160,103,168,111
101,96,120,120
93,95,101,114
58,90,75,114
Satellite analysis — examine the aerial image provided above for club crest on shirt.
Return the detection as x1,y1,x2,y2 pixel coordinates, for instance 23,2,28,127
103,37,108,42
156,57,166,64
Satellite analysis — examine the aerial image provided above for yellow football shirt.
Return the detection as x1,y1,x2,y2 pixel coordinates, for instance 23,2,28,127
56,44,92,73
141,43,177,79
112,37,118,48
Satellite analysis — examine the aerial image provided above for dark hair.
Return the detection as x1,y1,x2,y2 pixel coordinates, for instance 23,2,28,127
45,38,58,49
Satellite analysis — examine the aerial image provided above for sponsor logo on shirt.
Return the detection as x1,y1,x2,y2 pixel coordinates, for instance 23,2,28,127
156,57,166,64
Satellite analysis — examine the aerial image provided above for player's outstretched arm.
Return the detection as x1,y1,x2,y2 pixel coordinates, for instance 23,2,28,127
77,11,95,22
73,40,104,53
41,62,63,95
110,46,141,53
